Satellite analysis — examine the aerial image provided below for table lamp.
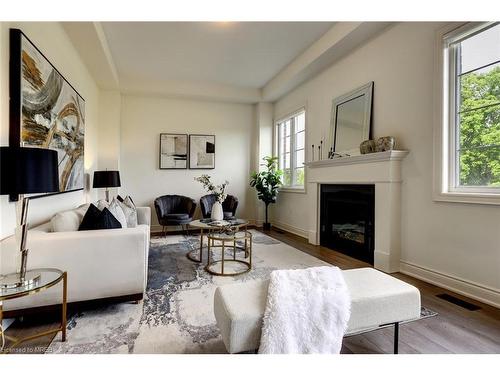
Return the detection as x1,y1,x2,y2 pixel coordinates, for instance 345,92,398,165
93,170,121,202
0,146,59,289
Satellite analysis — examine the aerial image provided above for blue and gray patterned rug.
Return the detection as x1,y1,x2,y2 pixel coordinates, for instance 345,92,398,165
48,230,326,353
47,230,436,353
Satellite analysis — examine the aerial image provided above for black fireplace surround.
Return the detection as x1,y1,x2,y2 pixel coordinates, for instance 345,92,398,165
320,184,375,264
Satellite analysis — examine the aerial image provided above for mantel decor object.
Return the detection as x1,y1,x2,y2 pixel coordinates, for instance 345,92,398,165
360,139,377,154
329,82,373,156
0,147,59,288
376,136,396,152
93,170,121,202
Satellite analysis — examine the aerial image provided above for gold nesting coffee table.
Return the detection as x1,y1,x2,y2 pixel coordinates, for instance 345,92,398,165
187,219,249,263
205,230,252,276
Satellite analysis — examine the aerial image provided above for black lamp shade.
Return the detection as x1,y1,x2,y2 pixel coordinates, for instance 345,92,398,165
93,170,121,188
0,147,59,195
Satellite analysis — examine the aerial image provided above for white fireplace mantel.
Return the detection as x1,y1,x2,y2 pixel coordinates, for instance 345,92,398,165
305,150,409,273
304,150,409,168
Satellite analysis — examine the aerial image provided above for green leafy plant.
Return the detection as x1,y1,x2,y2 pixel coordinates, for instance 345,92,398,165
250,156,283,229
458,66,500,187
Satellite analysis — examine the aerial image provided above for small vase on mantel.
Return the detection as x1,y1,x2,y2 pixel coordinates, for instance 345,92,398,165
211,201,224,221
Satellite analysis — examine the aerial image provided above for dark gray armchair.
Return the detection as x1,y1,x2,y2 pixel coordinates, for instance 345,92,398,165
154,195,196,234
200,194,238,220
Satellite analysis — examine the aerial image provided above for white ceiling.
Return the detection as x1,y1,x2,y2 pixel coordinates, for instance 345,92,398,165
101,22,334,89
64,22,391,102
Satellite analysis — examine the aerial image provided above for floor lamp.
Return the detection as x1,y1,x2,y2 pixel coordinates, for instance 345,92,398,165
0,147,59,288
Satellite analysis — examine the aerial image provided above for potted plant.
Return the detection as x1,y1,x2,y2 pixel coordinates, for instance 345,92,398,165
194,175,228,221
250,156,283,230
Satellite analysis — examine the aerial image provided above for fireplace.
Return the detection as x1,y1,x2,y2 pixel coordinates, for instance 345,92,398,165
320,184,375,264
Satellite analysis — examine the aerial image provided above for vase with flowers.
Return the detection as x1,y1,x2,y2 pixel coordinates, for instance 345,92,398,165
195,175,229,221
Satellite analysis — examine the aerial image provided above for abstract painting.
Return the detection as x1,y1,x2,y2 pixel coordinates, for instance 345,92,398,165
189,134,215,169
9,29,85,194
159,133,188,169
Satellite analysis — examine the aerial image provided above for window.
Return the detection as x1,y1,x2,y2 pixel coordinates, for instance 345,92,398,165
276,109,306,189
438,22,500,202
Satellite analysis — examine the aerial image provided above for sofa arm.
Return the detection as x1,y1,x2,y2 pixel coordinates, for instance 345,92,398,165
137,206,151,227
1,226,149,311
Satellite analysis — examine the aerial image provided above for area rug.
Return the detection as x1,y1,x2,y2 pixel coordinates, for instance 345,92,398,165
47,230,435,354
47,230,327,353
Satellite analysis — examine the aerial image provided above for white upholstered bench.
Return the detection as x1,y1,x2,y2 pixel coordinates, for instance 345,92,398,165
214,267,421,354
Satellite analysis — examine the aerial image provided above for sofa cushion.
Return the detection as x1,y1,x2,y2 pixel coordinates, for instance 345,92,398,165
117,195,135,206
51,204,90,232
108,198,128,228
96,199,109,211
79,204,122,231
118,196,138,228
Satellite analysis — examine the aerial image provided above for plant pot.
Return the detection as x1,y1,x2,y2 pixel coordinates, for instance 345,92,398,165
211,202,224,221
263,222,271,231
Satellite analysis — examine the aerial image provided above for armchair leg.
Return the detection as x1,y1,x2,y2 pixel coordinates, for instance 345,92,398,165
162,226,166,237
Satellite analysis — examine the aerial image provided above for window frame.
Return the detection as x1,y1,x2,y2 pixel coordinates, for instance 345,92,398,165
275,108,307,193
433,22,500,205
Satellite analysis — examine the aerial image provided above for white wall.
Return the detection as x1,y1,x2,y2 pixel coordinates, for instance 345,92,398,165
120,94,255,231
0,22,100,239
272,22,500,305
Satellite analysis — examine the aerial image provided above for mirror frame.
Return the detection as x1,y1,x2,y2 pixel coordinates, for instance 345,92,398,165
329,81,374,154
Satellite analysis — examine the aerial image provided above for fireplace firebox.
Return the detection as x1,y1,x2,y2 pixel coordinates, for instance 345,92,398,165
320,184,375,264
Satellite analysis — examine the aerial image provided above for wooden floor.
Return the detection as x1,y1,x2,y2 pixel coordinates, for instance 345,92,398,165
262,228,500,354
2,228,499,354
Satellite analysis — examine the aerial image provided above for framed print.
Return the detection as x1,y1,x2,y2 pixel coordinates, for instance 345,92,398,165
189,134,215,169
159,133,188,169
9,29,85,196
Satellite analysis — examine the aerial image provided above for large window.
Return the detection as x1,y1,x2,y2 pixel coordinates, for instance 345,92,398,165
445,22,500,193
276,109,306,189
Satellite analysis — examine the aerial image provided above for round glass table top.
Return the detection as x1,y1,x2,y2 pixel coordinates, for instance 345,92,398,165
0,268,64,301
189,218,248,229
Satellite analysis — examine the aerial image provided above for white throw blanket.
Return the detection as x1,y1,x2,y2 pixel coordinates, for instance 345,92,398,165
259,266,351,354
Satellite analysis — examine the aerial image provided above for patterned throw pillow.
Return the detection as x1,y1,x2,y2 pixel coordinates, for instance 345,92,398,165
96,199,109,211
108,198,128,228
117,196,137,228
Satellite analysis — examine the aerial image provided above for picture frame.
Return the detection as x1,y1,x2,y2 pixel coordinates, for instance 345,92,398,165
9,28,86,198
159,133,188,169
189,134,215,169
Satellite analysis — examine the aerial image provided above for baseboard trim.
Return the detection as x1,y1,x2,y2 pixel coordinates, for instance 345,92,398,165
271,221,308,239
399,261,500,309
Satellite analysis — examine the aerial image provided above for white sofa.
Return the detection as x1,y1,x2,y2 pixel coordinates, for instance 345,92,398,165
0,207,151,313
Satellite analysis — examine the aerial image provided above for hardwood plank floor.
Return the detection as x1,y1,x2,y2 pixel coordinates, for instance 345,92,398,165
3,228,499,354
261,227,500,354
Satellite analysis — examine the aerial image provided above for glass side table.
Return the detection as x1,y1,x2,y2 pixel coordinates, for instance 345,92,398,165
205,230,252,276
187,219,249,263
0,268,67,354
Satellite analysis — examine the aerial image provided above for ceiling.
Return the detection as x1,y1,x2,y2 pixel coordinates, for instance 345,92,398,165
100,22,334,89
63,22,391,102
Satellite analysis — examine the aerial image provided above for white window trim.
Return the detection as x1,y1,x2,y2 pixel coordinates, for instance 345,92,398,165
275,107,307,193
433,22,500,205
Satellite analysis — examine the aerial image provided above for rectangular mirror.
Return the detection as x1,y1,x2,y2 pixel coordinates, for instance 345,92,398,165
329,82,373,155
